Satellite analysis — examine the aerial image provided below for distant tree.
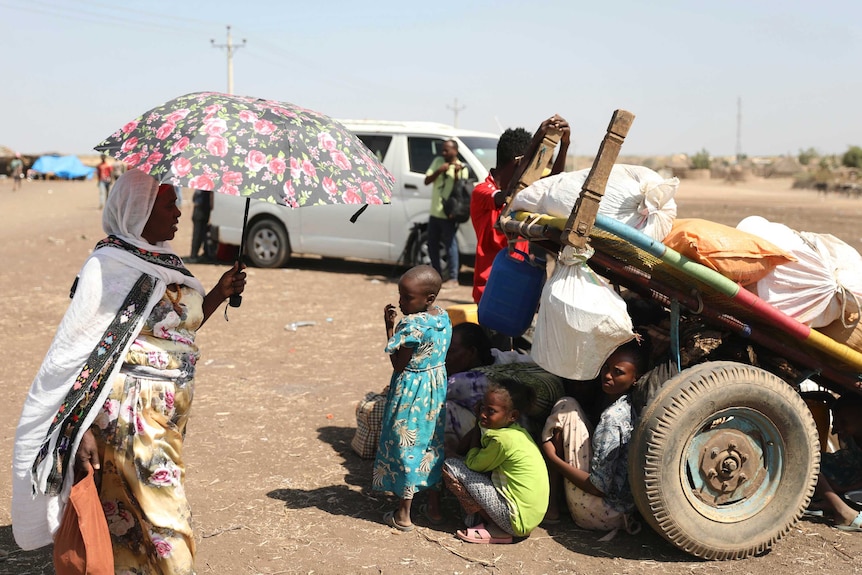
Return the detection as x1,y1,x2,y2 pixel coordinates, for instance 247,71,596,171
691,149,711,170
798,147,818,166
842,146,862,169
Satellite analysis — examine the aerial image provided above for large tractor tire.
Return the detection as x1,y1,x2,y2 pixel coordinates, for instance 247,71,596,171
628,362,820,560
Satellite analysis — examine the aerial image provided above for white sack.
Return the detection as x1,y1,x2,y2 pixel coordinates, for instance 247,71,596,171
532,245,634,380
737,216,862,327
509,164,679,241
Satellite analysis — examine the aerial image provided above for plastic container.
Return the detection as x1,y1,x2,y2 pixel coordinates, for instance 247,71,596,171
478,248,546,337
446,303,479,326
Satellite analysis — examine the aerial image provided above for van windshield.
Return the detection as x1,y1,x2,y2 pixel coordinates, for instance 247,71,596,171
459,136,498,172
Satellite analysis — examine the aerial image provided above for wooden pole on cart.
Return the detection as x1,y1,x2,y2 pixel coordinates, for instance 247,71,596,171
562,110,635,249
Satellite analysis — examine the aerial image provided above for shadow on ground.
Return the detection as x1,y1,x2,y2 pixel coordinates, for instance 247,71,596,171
266,426,702,562
267,425,385,524
0,525,53,575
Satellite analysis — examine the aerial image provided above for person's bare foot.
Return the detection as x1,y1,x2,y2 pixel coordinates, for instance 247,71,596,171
542,504,561,525
442,279,459,289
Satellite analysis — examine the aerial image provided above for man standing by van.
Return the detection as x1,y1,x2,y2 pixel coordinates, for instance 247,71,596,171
425,139,468,288
470,116,570,304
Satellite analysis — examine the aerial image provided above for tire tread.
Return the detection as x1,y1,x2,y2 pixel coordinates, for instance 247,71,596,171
632,362,820,560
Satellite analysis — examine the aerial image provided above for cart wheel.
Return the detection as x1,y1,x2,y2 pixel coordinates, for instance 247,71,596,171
628,361,819,560
247,218,291,268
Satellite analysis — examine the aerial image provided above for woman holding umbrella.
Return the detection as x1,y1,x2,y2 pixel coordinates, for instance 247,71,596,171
12,169,246,574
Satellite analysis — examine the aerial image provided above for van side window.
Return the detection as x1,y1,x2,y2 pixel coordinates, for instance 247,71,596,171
356,135,392,163
408,137,445,175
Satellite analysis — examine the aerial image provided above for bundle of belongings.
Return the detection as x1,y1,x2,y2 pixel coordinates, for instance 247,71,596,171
351,389,388,459
737,216,862,352
509,164,680,242
510,164,679,379
505,161,862,381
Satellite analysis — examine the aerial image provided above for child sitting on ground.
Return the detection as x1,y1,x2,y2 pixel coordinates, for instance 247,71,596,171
541,337,649,532
442,378,550,544
810,394,862,531
373,265,452,531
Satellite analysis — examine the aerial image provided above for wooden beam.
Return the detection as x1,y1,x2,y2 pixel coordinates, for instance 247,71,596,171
562,110,635,248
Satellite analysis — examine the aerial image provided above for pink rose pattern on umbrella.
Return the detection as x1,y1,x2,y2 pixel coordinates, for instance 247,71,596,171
96,92,394,208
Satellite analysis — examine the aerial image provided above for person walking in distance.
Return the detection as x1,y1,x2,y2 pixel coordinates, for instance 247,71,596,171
96,154,113,209
9,153,24,191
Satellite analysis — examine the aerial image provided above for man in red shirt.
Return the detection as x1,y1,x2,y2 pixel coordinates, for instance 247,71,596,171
470,116,570,304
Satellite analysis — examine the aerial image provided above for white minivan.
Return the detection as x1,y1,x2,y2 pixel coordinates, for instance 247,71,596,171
208,120,499,274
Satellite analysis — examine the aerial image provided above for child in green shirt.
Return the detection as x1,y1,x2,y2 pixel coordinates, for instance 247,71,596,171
443,378,550,544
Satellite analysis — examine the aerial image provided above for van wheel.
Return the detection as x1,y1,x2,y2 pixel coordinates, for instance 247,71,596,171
246,219,291,268
409,228,458,280
628,362,819,560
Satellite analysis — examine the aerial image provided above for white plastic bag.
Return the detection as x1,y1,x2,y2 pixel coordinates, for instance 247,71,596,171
532,246,634,380
509,164,679,241
737,216,862,327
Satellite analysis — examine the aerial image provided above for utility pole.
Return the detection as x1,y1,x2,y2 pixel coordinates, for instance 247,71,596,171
735,96,742,164
211,25,246,95
447,98,466,128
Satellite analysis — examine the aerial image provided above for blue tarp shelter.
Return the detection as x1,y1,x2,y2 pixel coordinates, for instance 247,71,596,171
31,155,95,179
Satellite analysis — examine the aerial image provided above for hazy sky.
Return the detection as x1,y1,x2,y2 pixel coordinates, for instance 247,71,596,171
2,0,860,157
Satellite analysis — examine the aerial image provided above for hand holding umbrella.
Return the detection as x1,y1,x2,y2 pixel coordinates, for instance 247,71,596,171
202,261,247,321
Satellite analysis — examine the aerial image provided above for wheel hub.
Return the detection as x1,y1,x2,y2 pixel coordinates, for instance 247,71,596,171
254,230,278,258
697,429,766,505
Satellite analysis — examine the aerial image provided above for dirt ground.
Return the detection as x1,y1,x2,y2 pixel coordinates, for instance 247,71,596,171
2,176,862,575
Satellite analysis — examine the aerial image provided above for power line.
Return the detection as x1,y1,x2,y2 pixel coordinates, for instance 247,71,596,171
211,25,246,95
0,0,210,35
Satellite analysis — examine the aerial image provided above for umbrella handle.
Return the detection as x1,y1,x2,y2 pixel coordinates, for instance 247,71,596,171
228,197,250,308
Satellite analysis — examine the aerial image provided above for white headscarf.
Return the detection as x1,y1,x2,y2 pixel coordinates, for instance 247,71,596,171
100,169,204,295
103,167,161,246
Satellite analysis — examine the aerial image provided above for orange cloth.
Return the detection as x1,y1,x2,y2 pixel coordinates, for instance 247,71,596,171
53,466,114,575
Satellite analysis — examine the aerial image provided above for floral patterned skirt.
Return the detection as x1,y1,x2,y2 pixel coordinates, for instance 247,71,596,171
92,366,196,575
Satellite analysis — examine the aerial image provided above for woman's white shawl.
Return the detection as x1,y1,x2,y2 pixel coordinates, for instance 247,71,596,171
12,169,205,550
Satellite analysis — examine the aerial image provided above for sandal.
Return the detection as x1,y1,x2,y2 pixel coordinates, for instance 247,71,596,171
836,510,862,532
456,523,513,544
383,510,414,532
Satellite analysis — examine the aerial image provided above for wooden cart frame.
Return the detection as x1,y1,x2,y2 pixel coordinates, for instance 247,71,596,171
495,111,862,560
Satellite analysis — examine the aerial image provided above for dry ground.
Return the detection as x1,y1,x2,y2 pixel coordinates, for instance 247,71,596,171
1,176,862,575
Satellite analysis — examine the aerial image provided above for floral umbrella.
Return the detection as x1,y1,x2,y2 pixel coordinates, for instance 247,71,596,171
95,91,394,307
94,91,394,208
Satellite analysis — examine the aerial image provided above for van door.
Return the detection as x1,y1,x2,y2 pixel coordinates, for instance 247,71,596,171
297,134,395,261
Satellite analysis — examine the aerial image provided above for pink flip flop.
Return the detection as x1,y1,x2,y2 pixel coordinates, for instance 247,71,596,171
456,523,513,544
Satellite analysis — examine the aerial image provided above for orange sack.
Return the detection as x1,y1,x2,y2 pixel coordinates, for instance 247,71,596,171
663,218,796,286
